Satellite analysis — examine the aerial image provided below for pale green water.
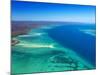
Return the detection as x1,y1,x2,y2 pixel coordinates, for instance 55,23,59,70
11,25,94,74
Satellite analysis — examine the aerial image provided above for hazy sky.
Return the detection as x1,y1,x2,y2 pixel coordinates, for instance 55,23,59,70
12,1,96,23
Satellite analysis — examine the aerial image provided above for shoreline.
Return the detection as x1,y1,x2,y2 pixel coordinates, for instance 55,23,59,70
11,39,20,46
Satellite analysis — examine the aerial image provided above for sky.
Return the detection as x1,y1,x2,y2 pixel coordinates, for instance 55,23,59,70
11,1,96,23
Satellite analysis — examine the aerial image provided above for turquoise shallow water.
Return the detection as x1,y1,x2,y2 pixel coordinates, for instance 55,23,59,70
11,25,95,74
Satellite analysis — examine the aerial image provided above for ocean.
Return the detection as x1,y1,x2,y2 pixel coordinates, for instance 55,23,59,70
11,22,96,74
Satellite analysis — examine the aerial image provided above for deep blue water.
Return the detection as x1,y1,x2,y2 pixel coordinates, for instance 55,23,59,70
48,24,96,66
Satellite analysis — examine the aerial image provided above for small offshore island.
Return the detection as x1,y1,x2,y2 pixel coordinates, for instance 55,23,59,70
11,39,19,46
